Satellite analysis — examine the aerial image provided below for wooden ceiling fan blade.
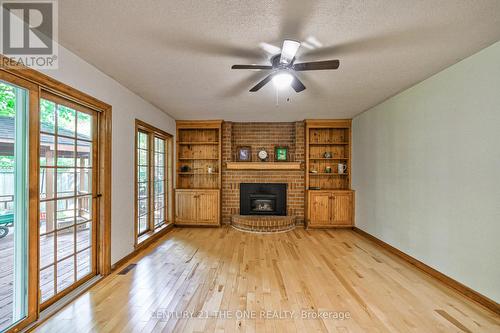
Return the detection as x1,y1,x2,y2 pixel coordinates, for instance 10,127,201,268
231,65,273,70
290,74,306,92
249,73,274,92
293,60,340,71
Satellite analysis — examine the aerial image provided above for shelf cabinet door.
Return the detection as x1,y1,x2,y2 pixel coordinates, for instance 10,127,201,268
331,192,353,226
308,192,332,226
175,190,198,224
197,191,219,225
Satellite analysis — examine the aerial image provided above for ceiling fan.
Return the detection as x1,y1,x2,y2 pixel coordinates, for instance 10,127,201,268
231,39,340,93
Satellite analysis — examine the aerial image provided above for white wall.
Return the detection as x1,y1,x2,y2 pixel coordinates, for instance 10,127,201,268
352,42,500,302
42,46,176,264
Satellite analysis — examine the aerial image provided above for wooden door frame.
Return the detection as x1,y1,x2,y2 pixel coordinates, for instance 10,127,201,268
1,56,112,332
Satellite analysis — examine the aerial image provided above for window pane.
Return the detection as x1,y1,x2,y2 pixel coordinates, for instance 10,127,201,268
154,208,164,227
155,165,164,180
154,181,164,196
76,169,92,195
40,266,55,303
56,198,75,229
76,221,91,252
57,136,75,167
77,112,92,140
76,140,92,167
57,104,76,137
57,168,75,198
138,215,148,234
76,196,92,223
40,134,55,166
138,198,148,216
137,131,148,149
154,137,164,152
155,153,164,167
154,194,165,210
40,99,56,133
40,233,55,268
138,149,148,165
39,200,55,235
138,182,148,199
39,167,55,200
56,255,75,292
138,166,148,182
57,228,75,260
77,249,91,280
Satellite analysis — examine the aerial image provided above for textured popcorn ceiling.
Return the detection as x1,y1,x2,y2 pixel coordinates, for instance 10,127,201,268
58,0,500,121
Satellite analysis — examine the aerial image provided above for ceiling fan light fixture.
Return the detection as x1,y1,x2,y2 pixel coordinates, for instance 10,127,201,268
231,38,340,93
272,72,294,89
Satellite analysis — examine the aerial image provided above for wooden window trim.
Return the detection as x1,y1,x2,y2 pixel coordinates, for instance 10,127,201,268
134,119,173,247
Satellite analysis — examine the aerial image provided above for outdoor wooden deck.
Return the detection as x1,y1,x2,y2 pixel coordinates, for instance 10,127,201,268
0,228,91,331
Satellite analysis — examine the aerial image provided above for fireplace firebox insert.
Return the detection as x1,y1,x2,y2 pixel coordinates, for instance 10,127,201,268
240,183,287,216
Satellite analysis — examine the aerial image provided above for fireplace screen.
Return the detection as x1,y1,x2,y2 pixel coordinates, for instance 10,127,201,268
250,195,276,212
240,183,286,216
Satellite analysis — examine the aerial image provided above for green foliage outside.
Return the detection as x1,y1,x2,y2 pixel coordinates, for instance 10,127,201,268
0,82,16,118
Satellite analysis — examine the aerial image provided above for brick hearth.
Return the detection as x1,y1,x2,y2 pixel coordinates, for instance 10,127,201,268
231,215,296,233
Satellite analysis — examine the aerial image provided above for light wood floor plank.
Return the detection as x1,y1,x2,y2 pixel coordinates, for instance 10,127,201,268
34,227,500,333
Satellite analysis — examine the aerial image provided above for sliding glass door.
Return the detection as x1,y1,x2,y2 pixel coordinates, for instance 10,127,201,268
0,65,110,331
0,79,29,331
38,93,98,307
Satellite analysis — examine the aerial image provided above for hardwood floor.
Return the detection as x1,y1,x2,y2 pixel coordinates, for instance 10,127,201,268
34,227,500,332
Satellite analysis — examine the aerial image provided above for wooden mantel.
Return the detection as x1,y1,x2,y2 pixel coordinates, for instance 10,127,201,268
226,161,302,170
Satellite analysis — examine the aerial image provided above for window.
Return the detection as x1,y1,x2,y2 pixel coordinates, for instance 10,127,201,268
135,120,173,244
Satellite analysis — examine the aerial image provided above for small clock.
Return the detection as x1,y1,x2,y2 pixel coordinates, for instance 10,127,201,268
257,148,268,161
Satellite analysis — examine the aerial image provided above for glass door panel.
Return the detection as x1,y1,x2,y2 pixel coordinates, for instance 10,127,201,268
0,80,29,331
137,131,149,235
39,95,97,306
153,137,166,228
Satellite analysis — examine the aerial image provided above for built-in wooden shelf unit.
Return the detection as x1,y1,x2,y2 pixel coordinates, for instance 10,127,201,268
306,120,352,190
175,120,222,226
305,120,354,228
176,121,222,190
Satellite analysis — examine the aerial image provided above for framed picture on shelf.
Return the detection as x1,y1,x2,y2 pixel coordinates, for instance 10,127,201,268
236,146,251,161
274,146,288,161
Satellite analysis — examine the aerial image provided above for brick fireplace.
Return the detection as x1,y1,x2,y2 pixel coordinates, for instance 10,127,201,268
221,121,305,224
